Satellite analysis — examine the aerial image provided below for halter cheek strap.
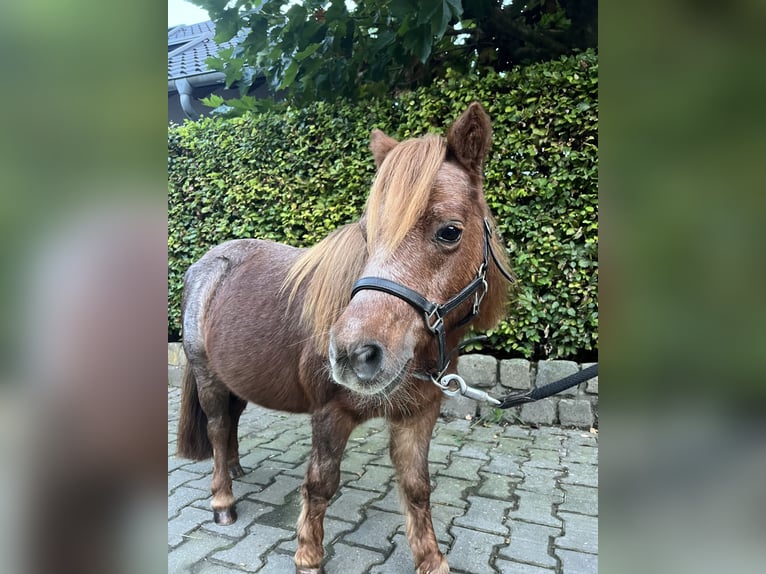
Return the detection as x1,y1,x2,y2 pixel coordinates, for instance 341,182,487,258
350,218,514,385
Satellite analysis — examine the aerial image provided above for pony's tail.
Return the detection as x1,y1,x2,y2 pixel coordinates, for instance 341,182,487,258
176,365,213,460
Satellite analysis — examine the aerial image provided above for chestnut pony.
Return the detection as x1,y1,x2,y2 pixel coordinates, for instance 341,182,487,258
177,103,512,574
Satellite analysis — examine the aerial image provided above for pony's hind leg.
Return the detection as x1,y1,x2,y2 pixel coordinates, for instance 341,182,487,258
294,405,358,574
227,394,247,479
193,363,239,525
389,405,449,574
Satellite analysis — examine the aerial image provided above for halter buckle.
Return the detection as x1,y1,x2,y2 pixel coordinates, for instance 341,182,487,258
424,307,444,333
473,276,488,316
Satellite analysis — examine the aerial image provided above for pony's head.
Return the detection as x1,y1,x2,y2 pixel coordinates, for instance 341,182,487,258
328,103,511,396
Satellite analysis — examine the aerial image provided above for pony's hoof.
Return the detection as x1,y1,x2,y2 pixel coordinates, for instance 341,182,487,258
295,567,324,574
213,507,237,525
229,463,246,479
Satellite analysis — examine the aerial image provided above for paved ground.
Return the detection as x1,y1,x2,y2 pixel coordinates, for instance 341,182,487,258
168,386,598,573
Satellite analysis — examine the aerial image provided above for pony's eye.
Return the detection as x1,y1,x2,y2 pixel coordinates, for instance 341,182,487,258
436,224,463,244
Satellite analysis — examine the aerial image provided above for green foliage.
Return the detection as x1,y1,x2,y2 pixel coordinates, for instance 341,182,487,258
168,52,598,360
191,0,596,108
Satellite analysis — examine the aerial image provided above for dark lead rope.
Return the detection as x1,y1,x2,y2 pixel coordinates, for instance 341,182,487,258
497,363,598,409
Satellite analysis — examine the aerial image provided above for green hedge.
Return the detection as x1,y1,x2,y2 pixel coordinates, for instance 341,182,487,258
168,51,598,360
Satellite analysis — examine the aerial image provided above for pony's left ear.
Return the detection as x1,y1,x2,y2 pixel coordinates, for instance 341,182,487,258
370,129,398,169
446,102,492,176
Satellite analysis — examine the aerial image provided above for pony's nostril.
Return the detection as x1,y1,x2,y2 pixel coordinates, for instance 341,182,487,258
349,343,384,381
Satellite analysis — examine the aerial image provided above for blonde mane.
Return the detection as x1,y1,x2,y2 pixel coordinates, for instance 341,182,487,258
365,134,447,253
282,134,448,349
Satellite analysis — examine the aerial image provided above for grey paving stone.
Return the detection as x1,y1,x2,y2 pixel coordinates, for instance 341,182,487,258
352,431,390,455
169,506,217,548
169,455,192,473
258,427,312,452
498,520,561,569
249,475,303,505
525,447,562,470
491,436,533,457
194,559,248,573
179,459,216,474
266,442,311,465
347,462,394,492
342,450,379,476
255,552,297,574
452,495,511,536
256,490,302,531
476,471,517,499
432,419,472,444
431,502,465,544
169,486,210,519
168,342,186,365
517,466,562,496
468,424,504,443
342,508,402,549
499,358,532,390
447,525,506,573
437,454,485,481
325,487,382,522
560,462,598,488
369,485,401,513
440,394,478,419
237,434,274,453
428,441,459,464
211,524,293,571
280,460,310,481
562,444,598,467
169,365,185,388
508,490,564,528
369,533,414,573
169,469,204,494
430,475,471,509
531,427,566,448
557,548,598,573
323,543,385,574
582,363,598,395
558,399,594,429
457,354,497,389
483,452,523,477
455,440,489,461
562,429,598,448
495,559,556,574
520,399,557,425
502,424,532,439
556,512,598,554
168,530,232,573
559,484,598,516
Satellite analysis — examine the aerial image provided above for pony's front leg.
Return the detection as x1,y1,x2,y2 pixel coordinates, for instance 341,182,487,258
294,406,357,574
390,403,449,574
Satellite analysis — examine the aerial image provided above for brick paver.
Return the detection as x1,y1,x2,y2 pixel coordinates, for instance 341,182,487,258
167,386,598,573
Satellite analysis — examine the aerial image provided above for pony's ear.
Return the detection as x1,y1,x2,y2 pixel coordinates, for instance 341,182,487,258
370,129,398,169
446,102,492,176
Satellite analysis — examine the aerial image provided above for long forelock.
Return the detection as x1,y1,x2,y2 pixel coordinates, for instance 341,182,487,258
365,134,447,254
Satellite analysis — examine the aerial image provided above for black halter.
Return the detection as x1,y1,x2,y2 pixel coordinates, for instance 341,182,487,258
351,218,515,384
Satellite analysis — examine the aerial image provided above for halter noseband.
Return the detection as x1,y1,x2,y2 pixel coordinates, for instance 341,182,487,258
350,218,515,388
